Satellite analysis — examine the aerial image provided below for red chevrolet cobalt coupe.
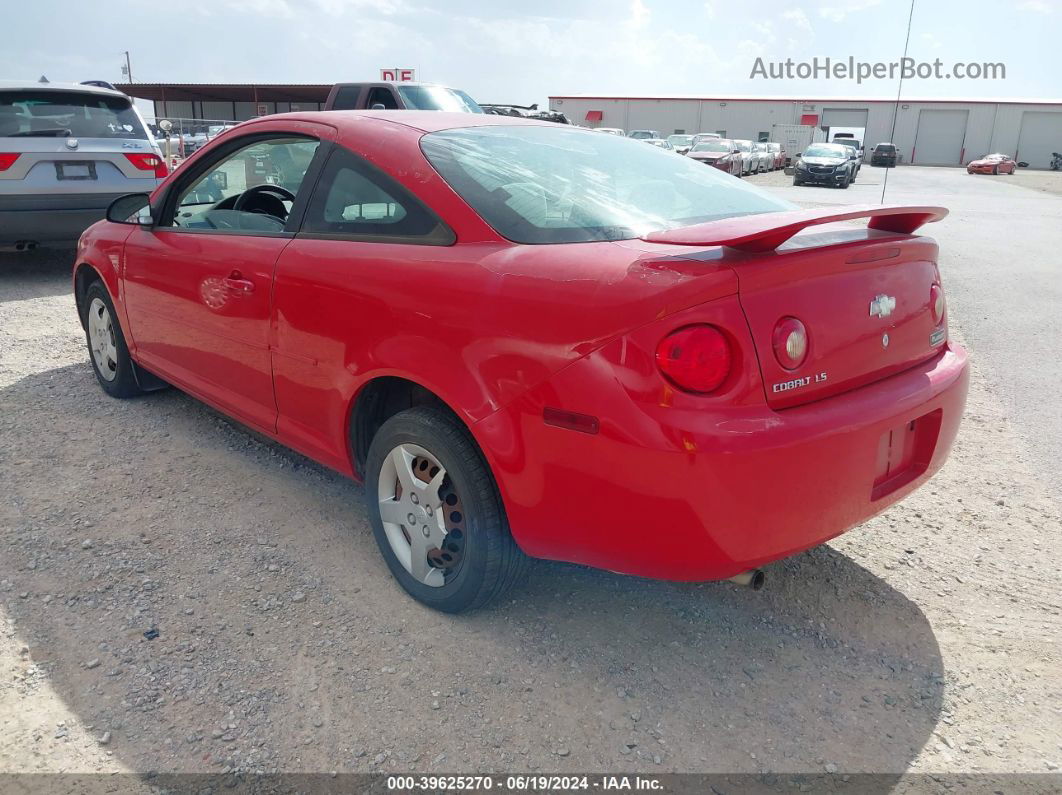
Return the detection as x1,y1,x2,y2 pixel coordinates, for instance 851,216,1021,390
74,112,968,612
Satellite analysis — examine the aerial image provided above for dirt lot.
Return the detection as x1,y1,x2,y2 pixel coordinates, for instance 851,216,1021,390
1,172,1060,790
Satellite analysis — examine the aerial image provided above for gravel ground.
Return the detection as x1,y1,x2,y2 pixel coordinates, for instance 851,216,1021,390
1,187,1060,788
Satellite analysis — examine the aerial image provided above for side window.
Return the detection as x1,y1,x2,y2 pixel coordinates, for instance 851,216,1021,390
366,88,399,110
167,136,320,233
301,148,454,245
329,85,363,110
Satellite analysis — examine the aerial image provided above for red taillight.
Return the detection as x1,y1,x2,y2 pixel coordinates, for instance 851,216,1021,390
930,283,945,324
772,317,809,370
0,153,19,171
655,325,732,394
124,153,168,178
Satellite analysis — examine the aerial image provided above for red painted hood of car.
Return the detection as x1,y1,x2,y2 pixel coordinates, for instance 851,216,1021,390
641,205,948,252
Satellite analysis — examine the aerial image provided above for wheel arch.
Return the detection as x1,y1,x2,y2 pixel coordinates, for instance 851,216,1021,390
347,375,482,481
73,263,106,327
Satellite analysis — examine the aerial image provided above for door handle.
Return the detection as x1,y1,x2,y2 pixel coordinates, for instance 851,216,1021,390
223,273,255,294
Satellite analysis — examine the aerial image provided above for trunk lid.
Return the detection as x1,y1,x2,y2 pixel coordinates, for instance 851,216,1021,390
641,205,949,409
735,231,946,409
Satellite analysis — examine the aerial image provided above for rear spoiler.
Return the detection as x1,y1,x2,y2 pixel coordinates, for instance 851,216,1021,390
641,205,948,253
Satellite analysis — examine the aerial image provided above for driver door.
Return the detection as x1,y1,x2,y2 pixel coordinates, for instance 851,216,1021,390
122,127,329,432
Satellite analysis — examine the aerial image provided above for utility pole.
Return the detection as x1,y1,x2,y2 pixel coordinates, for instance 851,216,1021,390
122,51,133,83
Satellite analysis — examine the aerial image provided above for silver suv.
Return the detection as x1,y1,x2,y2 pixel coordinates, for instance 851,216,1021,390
0,81,165,251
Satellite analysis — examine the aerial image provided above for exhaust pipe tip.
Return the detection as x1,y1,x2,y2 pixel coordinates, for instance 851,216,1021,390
727,569,766,591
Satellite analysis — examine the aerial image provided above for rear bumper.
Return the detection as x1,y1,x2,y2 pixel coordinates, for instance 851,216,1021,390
477,343,969,581
0,193,126,247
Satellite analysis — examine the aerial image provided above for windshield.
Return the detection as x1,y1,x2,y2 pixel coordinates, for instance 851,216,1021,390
692,141,731,153
734,141,752,152
396,85,483,113
803,144,848,158
629,130,656,139
421,125,792,245
0,90,148,139
668,135,693,147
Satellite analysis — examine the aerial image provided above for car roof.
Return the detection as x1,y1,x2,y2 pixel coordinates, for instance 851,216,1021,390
0,80,128,98
268,110,563,134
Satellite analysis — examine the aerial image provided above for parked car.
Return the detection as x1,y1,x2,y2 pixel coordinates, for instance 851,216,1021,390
966,153,1017,175
596,127,625,136
667,134,694,154
74,112,967,612
0,80,166,252
832,138,863,179
832,133,864,159
480,104,571,124
731,139,757,175
767,142,785,169
325,82,483,113
628,129,659,140
792,142,859,188
751,142,773,173
207,123,238,139
644,138,674,151
871,142,898,167
686,138,743,176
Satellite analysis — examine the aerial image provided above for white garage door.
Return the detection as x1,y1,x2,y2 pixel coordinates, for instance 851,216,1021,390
913,109,969,165
821,108,869,129
1017,111,1062,169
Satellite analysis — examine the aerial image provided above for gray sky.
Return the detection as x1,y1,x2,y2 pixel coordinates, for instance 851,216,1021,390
3,0,1057,105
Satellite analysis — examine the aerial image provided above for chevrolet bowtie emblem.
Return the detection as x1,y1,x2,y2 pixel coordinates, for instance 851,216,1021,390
869,294,896,318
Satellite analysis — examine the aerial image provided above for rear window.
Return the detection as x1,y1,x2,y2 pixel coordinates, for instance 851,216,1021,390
395,85,483,113
877,144,897,152
421,125,792,245
0,90,147,139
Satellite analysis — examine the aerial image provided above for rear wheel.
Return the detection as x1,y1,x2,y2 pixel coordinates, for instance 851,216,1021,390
82,282,144,398
365,406,527,612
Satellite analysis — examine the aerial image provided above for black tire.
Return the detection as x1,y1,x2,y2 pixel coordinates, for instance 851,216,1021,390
82,281,144,399
364,406,528,612
793,178,803,186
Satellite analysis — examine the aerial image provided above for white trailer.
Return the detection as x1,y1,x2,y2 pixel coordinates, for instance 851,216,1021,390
772,124,826,166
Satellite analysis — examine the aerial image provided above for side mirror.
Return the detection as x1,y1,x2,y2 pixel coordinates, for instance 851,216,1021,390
106,193,153,226
370,103,386,110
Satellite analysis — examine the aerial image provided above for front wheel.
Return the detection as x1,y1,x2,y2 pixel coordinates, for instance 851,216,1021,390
365,406,528,612
82,281,144,398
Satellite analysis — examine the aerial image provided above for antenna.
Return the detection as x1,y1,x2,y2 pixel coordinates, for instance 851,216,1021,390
882,0,916,204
